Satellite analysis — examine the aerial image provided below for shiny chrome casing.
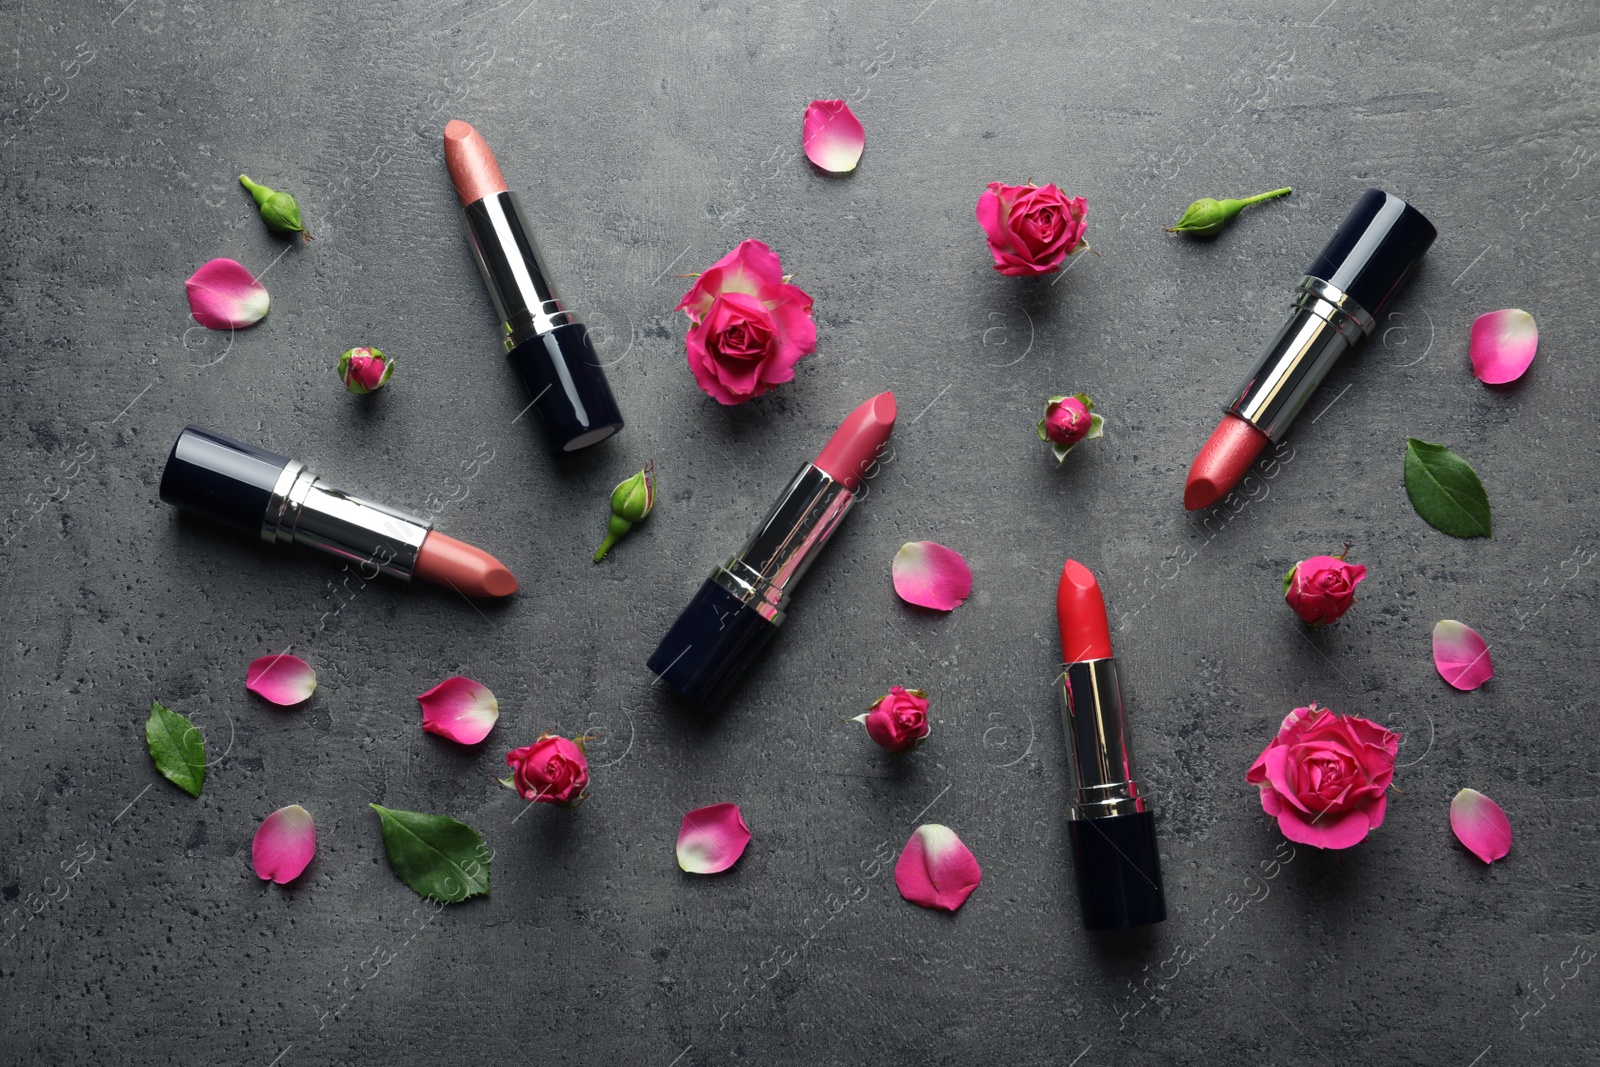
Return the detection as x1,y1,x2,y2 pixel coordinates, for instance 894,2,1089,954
461,190,578,351
262,461,431,580
1060,658,1148,820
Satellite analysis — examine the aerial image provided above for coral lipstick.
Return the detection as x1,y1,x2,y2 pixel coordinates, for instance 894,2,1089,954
160,426,517,598
1183,189,1437,510
647,393,896,710
1056,559,1165,930
443,119,624,453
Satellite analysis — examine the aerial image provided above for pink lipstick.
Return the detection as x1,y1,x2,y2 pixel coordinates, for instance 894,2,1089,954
647,393,896,710
160,426,517,599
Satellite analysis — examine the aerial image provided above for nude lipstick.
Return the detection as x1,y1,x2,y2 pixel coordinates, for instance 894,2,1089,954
160,426,517,598
647,392,896,710
1056,559,1165,930
1184,188,1436,510
444,119,624,453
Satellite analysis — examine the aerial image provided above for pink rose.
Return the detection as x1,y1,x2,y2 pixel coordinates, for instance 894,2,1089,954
1246,705,1399,849
337,346,394,394
677,240,816,405
975,182,1089,277
1283,552,1367,626
1040,395,1091,447
853,686,930,753
504,734,590,807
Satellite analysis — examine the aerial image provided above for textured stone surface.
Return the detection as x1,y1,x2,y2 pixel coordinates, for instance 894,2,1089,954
3,1,1597,1063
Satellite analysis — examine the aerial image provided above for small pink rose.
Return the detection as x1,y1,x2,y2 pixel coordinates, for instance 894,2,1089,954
1036,393,1103,464
1246,704,1399,849
503,734,590,807
851,686,930,753
677,240,816,405
1283,551,1367,626
975,182,1089,277
338,347,394,394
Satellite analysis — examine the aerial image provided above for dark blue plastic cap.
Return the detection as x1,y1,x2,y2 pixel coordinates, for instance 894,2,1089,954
1307,188,1437,317
1068,811,1167,930
506,322,625,453
159,426,290,536
646,578,778,711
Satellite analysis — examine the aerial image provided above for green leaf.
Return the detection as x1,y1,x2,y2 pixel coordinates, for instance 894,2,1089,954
145,700,205,797
1404,439,1492,538
369,804,490,903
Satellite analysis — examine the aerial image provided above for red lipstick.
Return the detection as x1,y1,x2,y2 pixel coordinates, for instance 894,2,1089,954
160,427,517,599
647,393,897,710
1183,189,1436,509
443,119,624,454
1055,558,1166,930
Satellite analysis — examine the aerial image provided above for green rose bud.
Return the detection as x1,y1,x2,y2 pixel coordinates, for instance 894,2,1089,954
593,462,656,563
1166,187,1290,237
239,174,312,240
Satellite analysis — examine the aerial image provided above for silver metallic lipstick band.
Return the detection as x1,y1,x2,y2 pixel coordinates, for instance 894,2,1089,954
711,463,855,626
461,191,578,351
1226,275,1376,442
1059,658,1148,820
262,462,431,580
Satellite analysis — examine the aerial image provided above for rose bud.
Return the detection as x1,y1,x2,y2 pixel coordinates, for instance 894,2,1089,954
238,174,312,240
1283,547,1367,626
850,686,931,753
1166,187,1290,237
337,347,394,394
1035,393,1104,465
501,733,590,808
593,461,655,562
975,181,1089,277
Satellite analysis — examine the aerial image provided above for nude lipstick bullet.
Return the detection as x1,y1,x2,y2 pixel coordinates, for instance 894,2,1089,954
160,426,517,598
1057,559,1166,930
444,119,624,453
647,392,896,710
1184,188,1436,510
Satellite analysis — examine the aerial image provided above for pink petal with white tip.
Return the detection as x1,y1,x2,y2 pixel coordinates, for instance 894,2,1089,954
1469,309,1538,385
892,541,973,611
802,99,865,173
676,803,751,874
252,804,316,884
1432,620,1493,691
185,257,270,330
418,675,499,745
1451,788,1512,863
246,652,317,706
894,824,982,911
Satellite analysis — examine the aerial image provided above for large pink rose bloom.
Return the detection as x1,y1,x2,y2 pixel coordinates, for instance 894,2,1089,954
1246,705,1399,849
677,240,816,405
975,182,1088,277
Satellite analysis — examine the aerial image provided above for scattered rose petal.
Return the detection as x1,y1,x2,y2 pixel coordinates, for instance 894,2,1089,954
185,257,270,330
1451,788,1512,863
418,675,499,745
802,99,865,173
1432,620,1493,691
246,653,317,706
892,541,973,611
676,802,751,874
1469,309,1538,385
894,824,982,911
252,804,316,884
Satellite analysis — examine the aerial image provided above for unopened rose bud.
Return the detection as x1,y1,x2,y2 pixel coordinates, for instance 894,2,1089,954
850,686,930,753
239,174,312,239
1166,187,1290,236
1036,393,1103,465
593,461,656,562
1283,546,1367,626
337,347,394,394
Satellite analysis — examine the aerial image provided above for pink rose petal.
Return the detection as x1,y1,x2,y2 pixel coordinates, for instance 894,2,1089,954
1432,620,1493,691
418,675,499,745
252,804,316,884
802,99,865,173
1469,309,1538,385
1451,787,1512,863
185,257,270,330
246,653,317,706
892,541,973,611
894,824,982,911
676,802,751,874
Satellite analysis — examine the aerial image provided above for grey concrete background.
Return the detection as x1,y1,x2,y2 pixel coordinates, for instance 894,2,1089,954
2,0,1596,1063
